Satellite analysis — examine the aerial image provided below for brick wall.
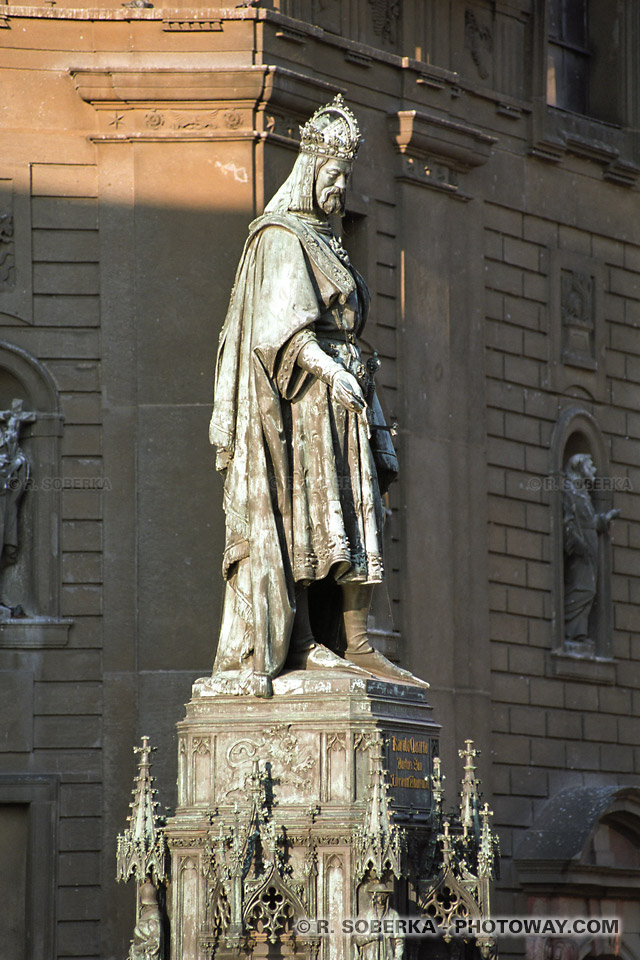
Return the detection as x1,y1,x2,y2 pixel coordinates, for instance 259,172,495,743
0,161,103,957
484,198,640,905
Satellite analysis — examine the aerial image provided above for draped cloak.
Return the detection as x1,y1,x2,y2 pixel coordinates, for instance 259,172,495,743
209,212,397,680
563,481,600,643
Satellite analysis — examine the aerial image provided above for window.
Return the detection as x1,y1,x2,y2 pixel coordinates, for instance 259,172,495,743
547,0,590,115
532,1,637,183
546,0,625,125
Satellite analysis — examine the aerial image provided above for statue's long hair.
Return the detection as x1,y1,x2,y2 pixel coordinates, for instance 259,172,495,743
264,152,325,214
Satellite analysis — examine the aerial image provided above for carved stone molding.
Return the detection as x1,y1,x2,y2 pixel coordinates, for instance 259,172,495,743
71,67,269,104
389,109,496,198
70,65,339,144
0,618,72,648
162,16,223,32
390,110,497,170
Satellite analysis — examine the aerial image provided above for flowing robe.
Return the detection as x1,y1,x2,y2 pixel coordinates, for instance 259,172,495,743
209,213,397,680
353,903,404,960
563,481,599,642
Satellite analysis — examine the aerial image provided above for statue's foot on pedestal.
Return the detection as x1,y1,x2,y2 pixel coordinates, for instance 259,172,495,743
247,672,274,698
344,649,430,688
287,642,370,675
192,668,274,698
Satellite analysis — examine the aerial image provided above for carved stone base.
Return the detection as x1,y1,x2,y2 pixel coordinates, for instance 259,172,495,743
164,671,440,960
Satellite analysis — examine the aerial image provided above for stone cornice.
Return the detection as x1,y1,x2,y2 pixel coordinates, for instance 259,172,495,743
71,65,335,108
389,109,497,172
70,65,338,143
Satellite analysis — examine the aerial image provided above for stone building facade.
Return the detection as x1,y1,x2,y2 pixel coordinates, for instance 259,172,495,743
0,1,639,957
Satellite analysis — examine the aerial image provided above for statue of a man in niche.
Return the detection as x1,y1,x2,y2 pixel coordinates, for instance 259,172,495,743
563,453,619,646
353,884,404,960
210,95,426,697
0,398,35,567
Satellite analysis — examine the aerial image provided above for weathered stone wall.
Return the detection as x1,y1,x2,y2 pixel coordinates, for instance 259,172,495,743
484,193,640,906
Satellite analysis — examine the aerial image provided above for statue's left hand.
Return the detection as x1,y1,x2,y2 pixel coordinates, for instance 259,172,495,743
331,370,366,413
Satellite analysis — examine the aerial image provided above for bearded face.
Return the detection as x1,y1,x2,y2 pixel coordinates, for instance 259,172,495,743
314,158,352,216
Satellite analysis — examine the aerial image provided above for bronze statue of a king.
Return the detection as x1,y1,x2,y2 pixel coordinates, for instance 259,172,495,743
209,95,425,698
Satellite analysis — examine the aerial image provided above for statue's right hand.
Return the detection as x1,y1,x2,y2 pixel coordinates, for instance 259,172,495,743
331,370,366,413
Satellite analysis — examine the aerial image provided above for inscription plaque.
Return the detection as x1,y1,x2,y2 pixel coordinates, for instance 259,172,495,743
386,732,435,811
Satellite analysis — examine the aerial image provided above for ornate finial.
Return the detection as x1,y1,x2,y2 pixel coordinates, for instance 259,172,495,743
478,803,498,879
354,731,405,881
458,739,480,838
437,819,453,868
116,737,167,960
299,93,362,161
116,736,167,886
418,741,498,959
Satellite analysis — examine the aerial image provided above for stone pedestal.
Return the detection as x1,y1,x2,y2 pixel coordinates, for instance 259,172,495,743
164,671,440,960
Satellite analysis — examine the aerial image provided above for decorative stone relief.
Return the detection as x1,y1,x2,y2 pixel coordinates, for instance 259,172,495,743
139,107,244,135
265,112,302,142
172,110,219,130
549,249,605,398
223,109,242,130
314,0,341,35
223,723,316,798
0,211,15,291
465,9,493,81
326,732,347,802
0,168,32,323
560,268,596,368
368,0,400,45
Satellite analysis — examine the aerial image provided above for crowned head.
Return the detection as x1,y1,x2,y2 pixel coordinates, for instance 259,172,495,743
264,94,361,217
299,94,362,162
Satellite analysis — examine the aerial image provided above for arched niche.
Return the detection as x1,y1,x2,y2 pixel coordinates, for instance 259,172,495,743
549,406,614,667
0,341,70,647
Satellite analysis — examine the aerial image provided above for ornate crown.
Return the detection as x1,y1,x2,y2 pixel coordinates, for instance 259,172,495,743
299,94,362,161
